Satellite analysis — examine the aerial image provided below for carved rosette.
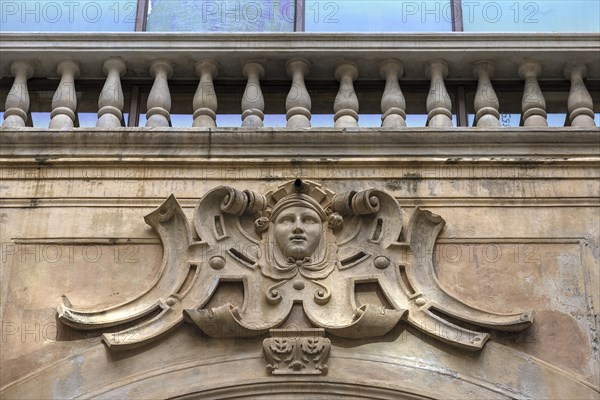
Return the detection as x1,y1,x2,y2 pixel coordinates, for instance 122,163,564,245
57,179,534,373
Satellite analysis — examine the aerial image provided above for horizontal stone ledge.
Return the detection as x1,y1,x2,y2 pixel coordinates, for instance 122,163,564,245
3,32,598,48
1,33,598,80
1,158,598,171
2,198,599,209
1,128,599,160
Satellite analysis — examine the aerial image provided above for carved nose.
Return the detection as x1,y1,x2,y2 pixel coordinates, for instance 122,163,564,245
292,220,303,232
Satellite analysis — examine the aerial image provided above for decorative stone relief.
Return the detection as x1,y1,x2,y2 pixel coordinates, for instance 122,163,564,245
263,328,330,375
58,180,534,375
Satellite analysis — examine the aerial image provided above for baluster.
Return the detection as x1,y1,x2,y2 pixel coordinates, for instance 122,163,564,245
97,57,127,128
2,61,34,127
145,59,173,128
425,60,452,127
380,59,406,128
241,61,265,127
519,61,547,127
334,62,359,128
49,60,80,129
285,58,311,128
193,60,219,128
473,61,500,127
564,63,596,127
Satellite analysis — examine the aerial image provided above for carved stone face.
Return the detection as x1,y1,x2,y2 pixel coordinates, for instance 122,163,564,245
273,206,323,261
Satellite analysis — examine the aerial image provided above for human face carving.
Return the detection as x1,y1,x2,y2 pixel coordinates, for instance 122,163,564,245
273,206,322,261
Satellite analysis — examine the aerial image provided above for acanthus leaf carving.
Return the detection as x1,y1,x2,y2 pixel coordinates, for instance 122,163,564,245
263,328,331,375
57,179,534,372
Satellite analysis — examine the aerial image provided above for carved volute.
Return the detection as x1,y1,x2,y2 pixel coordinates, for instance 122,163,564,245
145,59,174,128
58,180,534,376
519,61,547,127
2,61,34,128
97,57,127,128
49,60,80,129
473,60,500,127
241,61,265,127
564,63,596,127
285,58,311,128
334,62,359,128
193,60,219,128
380,59,406,128
425,60,452,127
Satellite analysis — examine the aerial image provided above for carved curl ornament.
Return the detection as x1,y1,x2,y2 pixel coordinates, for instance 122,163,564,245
58,180,533,375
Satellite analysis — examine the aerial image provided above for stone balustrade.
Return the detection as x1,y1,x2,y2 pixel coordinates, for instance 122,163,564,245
380,60,406,128
192,60,219,128
1,33,597,129
425,60,453,127
97,57,127,128
333,62,359,128
2,61,33,128
49,60,80,129
473,61,500,128
241,61,265,128
145,59,174,128
519,61,547,127
285,58,311,128
564,63,597,127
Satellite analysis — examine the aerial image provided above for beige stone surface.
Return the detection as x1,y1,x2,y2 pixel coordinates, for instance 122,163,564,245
1,128,599,398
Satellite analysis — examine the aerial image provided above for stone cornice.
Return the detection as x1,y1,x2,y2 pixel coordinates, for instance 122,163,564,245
2,32,598,48
1,128,598,160
1,33,599,80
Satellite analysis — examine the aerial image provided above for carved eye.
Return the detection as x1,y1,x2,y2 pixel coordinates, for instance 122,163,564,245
303,216,318,224
279,216,294,224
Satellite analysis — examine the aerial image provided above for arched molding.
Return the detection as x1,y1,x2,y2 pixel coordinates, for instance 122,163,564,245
1,330,596,399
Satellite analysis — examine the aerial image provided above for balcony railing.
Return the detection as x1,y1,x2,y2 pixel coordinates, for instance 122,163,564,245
1,33,598,129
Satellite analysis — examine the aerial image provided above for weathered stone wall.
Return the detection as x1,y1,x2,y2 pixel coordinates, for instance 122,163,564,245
1,128,598,398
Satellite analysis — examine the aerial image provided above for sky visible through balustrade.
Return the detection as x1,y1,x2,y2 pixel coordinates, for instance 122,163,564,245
3,110,600,128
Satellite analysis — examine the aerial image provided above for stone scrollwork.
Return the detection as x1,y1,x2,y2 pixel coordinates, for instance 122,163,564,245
57,179,534,374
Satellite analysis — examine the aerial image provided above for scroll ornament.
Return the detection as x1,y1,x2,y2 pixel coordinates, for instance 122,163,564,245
58,179,534,375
